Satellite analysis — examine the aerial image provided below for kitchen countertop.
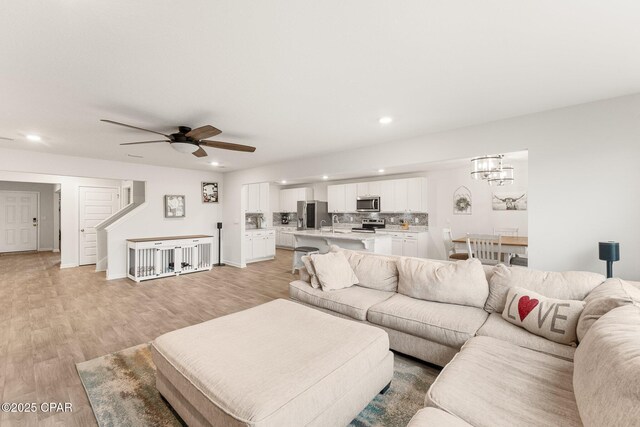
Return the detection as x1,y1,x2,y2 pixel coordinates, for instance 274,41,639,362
284,229,391,241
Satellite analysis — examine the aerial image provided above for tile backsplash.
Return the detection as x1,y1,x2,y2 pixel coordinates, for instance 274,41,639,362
272,211,427,227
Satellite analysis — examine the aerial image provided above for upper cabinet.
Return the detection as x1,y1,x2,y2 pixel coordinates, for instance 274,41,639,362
245,183,270,213
279,187,313,212
328,177,427,213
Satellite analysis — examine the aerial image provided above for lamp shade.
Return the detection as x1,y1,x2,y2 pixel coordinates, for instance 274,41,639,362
599,241,620,262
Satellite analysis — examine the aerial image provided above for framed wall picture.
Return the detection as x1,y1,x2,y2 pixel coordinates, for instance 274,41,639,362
165,195,186,218
492,191,527,211
202,182,219,203
453,186,472,215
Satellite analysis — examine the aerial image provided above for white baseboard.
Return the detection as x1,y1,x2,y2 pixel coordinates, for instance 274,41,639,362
38,247,53,252
222,260,243,268
106,272,126,280
60,263,79,269
52,249,60,253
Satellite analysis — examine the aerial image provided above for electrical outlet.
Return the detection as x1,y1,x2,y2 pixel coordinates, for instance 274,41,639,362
415,217,419,224
350,216,353,222
390,217,395,223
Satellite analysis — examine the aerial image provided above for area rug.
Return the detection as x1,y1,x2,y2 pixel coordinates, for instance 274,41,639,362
77,343,439,427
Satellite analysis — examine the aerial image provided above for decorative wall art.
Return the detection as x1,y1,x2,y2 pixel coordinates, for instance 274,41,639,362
202,182,219,203
492,191,527,211
164,195,186,218
453,186,472,215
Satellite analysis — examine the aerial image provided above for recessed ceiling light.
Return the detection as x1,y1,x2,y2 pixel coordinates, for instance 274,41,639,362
378,169,385,173
281,180,287,184
379,117,393,125
26,134,41,141
322,175,329,180
210,161,219,166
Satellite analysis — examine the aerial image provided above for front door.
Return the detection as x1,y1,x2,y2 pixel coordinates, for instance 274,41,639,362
0,191,38,253
79,187,120,265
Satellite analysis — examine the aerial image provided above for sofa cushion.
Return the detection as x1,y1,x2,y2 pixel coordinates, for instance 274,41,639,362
573,304,640,427
289,280,394,321
367,294,489,349
576,278,640,341
301,255,320,288
502,287,584,345
310,251,359,291
396,257,489,308
484,264,604,313
476,313,576,360
330,246,398,292
407,408,472,427
426,336,581,427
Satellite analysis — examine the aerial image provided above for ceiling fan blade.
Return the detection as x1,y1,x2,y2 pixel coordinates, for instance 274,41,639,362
186,125,221,140
120,140,170,145
200,140,256,153
101,119,170,137
192,147,208,157
0,137,13,141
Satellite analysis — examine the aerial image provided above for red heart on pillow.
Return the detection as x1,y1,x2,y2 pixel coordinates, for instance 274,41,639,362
518,296,539,321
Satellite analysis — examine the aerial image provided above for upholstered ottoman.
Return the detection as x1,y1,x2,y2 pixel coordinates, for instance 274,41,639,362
151,299,394,427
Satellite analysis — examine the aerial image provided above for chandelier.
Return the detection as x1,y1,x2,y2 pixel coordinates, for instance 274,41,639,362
470,154,514,186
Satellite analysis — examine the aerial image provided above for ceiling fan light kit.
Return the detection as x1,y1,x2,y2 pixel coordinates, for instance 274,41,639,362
470,154,515,186
101,119,256,158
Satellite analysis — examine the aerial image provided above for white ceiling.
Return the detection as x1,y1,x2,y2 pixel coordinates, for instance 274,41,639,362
1,1,639,172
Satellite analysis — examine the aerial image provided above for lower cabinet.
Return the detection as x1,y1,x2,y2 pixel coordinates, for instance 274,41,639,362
383,231,428,258
275,227,295,249
245,229,276,263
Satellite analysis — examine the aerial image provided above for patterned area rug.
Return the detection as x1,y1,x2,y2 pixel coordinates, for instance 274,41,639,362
77,343,439,427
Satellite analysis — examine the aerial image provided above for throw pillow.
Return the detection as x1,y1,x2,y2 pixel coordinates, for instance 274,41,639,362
301,255,320,289
396,257,489,308
502,286,585,345
310,252,359,291
576,278,640,341
329,245,398,292
485,264,604,314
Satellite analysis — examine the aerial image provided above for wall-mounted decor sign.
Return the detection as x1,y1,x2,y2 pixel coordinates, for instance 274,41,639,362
453,186,472,215
202,182,219,203
492,191,527,211
165,195,186,218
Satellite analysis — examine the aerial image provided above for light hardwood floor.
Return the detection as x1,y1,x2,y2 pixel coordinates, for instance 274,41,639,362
0,249,294,426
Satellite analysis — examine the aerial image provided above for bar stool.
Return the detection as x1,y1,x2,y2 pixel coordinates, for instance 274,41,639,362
292,246,320,274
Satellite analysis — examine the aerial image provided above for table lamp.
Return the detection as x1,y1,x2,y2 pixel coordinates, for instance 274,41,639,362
598,241,620,278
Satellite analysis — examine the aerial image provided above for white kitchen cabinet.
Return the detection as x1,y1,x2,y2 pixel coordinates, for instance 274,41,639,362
327,184,346,213
245,229,276,262
380,180,396,212
406,177,426,212
246,183,269,213
279,187,313,212
356,182,369,197
394,179,408,212
258,183,269,213
384,231,428,258
345,183,357,212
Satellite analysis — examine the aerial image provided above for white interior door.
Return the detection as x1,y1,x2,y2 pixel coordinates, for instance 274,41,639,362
79,187,119,265
0,192,38,253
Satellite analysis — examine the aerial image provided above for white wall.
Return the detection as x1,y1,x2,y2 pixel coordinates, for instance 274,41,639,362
223,94,640,279
0,148,223,277
0,181,56,250
425,160,528,259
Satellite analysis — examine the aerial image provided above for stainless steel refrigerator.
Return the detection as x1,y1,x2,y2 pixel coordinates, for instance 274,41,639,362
297,200,330,230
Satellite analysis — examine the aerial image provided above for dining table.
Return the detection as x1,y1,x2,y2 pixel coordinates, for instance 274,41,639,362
452,235,528,256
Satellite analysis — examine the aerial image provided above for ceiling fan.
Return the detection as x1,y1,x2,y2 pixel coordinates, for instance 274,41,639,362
101,119,256,158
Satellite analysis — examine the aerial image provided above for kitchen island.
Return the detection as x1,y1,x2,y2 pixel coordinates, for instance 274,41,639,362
285,229,392,254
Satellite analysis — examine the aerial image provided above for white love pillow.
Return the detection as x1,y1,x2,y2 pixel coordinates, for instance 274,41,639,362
502,286,585,345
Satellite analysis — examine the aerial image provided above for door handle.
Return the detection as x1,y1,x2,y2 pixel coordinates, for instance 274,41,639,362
81,229,85,232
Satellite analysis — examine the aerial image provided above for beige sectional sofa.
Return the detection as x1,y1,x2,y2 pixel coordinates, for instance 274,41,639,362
289,246,640,426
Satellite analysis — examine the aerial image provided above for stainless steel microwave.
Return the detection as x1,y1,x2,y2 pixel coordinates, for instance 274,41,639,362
356,196,380,212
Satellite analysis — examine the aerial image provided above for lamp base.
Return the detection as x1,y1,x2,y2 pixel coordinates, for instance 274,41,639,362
606,261,613,279
214,263,226,267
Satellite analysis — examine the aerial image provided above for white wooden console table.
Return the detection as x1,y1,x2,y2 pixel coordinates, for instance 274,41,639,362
127,235,214,282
